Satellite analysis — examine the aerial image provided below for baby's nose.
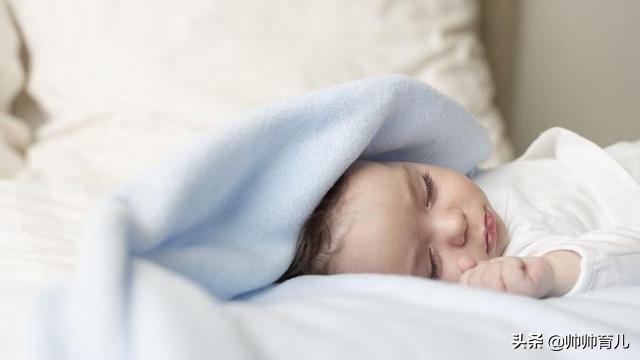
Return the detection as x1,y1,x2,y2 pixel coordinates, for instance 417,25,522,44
433,209,467,247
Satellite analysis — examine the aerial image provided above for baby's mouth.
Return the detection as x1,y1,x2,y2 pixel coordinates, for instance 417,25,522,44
484,207,497,255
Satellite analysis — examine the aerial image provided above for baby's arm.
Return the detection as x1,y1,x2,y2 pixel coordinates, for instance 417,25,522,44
542,250,581,297
458,251,581,298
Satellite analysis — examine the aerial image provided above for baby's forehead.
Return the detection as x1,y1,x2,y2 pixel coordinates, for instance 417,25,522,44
342,160,400,187
334,161,413,215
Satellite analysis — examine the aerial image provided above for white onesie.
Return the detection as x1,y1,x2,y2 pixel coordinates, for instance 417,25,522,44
473,127,640,296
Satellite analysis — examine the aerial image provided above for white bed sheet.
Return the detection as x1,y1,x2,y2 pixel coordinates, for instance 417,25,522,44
240,275,640,359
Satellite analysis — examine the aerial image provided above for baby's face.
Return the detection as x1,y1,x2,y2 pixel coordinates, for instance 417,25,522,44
328,160,509,282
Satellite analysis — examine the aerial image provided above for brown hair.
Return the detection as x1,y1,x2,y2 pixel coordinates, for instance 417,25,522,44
275,171,351,283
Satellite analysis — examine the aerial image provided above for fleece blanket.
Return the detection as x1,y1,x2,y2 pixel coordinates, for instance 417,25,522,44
29,75,491,359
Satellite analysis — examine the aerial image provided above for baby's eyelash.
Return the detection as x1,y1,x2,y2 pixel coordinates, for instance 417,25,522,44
429,247,439,279
423,172,435,207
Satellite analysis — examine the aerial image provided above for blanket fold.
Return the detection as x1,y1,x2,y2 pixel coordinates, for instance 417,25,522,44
31,75,491,359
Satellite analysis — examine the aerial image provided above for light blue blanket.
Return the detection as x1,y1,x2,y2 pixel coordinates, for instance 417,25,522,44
31,75,491,359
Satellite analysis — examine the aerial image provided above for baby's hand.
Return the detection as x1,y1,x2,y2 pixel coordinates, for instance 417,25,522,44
458,256,555,298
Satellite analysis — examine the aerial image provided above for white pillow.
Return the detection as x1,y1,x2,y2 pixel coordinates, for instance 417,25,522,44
0,0,30,178
8,0,513,194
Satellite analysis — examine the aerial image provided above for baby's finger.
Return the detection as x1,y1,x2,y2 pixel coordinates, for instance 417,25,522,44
459,272,467,286
501,257,529,294
459,261,484,286
521,257,555,298
480,262,507,292
466,261,490,286
459,266,472,286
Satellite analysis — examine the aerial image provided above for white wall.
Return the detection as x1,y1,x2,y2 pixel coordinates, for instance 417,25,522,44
510,0,640,154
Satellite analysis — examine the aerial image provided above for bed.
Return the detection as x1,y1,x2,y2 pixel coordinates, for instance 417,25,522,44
1,1,638,359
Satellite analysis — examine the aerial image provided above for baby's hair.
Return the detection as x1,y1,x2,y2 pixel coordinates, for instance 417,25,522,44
275,170,351,283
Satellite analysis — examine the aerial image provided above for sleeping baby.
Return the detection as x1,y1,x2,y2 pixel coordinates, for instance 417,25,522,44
276,127,640,298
